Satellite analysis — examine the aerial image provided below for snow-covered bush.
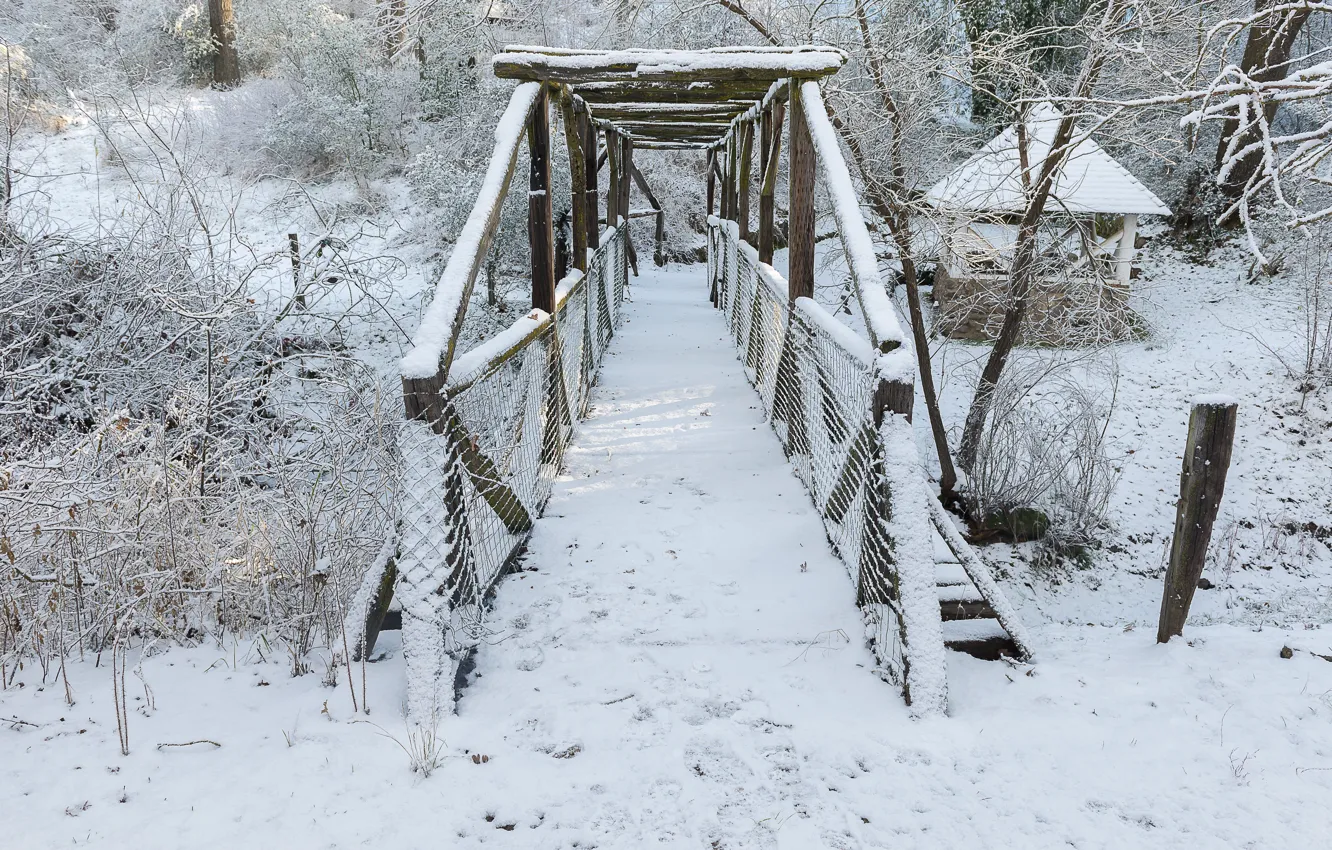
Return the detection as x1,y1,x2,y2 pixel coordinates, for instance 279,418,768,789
964,356,1121,559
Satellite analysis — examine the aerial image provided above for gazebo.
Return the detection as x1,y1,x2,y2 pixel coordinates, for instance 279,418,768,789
925,104,1170,343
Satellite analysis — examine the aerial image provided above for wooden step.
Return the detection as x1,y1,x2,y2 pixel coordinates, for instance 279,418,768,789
934,562,970,586
936,583,997,621
942,618,1019,661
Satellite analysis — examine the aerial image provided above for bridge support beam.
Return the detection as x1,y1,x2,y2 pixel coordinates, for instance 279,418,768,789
528,85,555,313
787,80,815,301
738,120,753,243
582,111,599,250
621,134,638,276
706,148,716,218
758,101,784,265
559,90,588,274
607,128,621,229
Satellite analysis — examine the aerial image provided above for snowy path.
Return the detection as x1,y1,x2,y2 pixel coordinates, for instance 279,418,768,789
457,264,894,846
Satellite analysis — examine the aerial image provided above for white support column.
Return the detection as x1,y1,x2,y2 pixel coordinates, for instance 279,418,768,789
1114,213,1138,286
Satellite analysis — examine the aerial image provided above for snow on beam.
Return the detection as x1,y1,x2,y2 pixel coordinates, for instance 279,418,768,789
493,48,846,85
798,80,907,355
401,82,543,380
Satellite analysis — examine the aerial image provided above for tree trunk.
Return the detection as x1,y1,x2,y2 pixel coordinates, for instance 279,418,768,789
1213,0,1313,220
208,0,240,87
956,4,1122,473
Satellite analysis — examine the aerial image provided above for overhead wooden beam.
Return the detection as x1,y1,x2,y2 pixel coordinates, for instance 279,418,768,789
493,49,845,85
528,86,555,313
572,82,775,105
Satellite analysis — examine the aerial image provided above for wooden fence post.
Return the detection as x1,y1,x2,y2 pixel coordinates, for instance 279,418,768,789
707,148,716,217
787,80,815,301
738,120,753,243
528,86,555,314
759,101,784,266
606,128,621,229
621,135,638,276
582,112,599,251
1157,397,1238,643
559,91,588,273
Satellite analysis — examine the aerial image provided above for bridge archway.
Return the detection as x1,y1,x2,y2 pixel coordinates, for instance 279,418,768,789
349,47,1031,726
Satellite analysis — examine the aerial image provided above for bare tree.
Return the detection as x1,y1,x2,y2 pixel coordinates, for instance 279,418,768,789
955,0,1133,473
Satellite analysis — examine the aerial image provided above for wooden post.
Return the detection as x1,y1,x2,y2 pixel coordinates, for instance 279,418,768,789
559,92,588,273
1114,213,1139,286
1157,398,1238,643
759,101,784,265
788,81,815,301
707,148,716,217
606,128,621,229
528,86,555,313
738,120,753,243
622,135,638,276
582,113,599,251
289,232,304,309
729,133,740,223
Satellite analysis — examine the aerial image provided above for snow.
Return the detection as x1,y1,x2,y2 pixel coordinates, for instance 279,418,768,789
400,82,543,380
878,413,949,715
494,46,847,77
799,80,907,353
925,103,1172,216
1193,393,1240,407
5,261,1332,848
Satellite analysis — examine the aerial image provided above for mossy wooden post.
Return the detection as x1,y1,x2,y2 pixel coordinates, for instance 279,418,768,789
1157,398,1238,643
528,86,555,314
606,128,621,229
559,91,588,274
582,112,599,249
758,101,784,265
788,80,815,301
621,135,638,276
738,120,754,243
707,148,717,217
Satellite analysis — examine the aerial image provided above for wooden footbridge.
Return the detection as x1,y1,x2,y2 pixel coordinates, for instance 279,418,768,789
346,46,1032,725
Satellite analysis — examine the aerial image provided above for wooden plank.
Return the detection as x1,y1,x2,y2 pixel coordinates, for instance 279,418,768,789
1157,399,1238,643
787,81,815,301
573,82,774,105
494,52,844,85
528,86,556,314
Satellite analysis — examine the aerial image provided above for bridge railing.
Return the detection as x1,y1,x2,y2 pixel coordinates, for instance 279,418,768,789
707,216,948,714
360,225,627,724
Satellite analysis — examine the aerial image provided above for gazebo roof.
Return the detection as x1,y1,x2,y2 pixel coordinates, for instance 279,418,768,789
925,104,1171,217
492,45,847,148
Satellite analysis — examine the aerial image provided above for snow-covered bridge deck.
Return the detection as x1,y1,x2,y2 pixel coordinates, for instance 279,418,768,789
458,262,891,842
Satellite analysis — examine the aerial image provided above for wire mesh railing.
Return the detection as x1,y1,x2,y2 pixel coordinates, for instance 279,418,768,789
707,216,948,713
390,225,628,723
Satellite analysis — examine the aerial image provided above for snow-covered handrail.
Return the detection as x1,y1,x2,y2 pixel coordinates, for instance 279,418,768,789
400,82,543,381
798,80,907,355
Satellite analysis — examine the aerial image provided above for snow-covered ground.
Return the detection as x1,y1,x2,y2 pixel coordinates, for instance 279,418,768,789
5,266,1331,848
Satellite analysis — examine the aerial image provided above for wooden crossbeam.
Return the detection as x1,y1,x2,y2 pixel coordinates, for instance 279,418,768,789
494,48,845,86
571,81,774,105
